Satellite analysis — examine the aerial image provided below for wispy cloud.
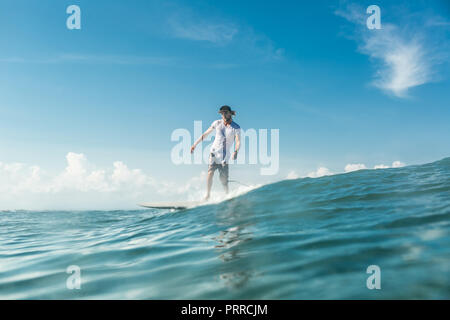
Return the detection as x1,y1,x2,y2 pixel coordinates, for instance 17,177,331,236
239,28,285,61
0,54,175,66
168,13,238,45
424,15,450,28
165,5,284,62
335,2,449,97
58,54,175,65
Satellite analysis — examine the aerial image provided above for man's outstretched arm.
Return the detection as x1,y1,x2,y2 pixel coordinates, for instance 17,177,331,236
232,133,241,160
191,126,214,153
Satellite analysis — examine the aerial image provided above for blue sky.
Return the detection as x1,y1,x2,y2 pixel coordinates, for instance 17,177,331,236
0,0,449,208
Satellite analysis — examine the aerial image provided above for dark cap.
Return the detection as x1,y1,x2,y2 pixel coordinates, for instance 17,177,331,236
219,105,236,115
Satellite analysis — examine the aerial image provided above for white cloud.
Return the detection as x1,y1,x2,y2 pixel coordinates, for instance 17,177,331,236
335,3,447,97
374,160,405,169
0,153,155,209
344,163,367,173
0,152,256,210
307,167,333,178
364,27,430,97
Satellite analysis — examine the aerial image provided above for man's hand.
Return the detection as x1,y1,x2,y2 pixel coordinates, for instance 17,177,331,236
191,127,213,154
232,151,238,160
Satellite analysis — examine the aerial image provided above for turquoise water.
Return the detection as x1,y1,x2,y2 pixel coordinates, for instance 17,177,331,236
1,158,449,299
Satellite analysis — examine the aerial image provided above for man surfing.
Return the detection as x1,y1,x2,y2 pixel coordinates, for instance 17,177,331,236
190,105,241,200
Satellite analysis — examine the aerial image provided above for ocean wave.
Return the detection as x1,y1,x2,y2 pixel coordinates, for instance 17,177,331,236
0,157,449,299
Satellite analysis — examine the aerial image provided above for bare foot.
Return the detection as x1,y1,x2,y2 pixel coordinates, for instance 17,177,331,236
203,195,210,201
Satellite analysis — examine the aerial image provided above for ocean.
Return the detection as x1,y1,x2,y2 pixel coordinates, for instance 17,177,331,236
1,158,449,299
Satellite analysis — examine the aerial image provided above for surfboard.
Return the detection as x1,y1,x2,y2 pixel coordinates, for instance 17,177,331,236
138,201,203,210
